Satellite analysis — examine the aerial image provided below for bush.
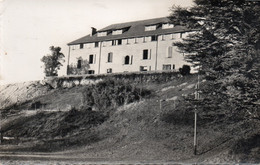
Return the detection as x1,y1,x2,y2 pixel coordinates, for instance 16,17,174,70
179,65,191,76
82,79,151,112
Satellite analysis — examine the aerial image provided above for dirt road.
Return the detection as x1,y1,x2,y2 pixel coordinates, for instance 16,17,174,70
0,152,182,165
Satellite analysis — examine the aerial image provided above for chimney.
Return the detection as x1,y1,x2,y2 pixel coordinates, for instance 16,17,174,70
91,27,97,36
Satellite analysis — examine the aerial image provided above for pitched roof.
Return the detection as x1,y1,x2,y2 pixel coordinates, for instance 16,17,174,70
68,17,190,45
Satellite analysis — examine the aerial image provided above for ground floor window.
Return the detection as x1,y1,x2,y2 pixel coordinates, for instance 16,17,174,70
107,68,112,73
140,66,150,71
88,70,95,74
163,64,171,70
77,60,82,69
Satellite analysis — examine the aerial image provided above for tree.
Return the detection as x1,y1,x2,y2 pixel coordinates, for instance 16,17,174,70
41,46,65,77
169,0,260,120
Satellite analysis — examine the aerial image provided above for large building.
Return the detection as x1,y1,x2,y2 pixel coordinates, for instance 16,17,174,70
67,17,191,75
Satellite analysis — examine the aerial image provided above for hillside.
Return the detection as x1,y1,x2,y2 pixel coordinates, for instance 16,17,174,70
0,73,259,163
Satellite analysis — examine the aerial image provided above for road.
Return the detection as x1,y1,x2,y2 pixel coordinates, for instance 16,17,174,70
0,152,182,165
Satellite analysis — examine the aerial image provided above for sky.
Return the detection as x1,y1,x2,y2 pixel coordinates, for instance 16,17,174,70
0,0,193,85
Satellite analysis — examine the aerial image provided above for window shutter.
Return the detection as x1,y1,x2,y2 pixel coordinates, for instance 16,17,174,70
94,54,96,64
131,55,133,65
149,49,152,59
122,56,125,65
167,46,173,58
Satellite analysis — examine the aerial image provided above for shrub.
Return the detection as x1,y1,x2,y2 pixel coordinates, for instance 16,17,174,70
179,65,191,76
82,79,151,113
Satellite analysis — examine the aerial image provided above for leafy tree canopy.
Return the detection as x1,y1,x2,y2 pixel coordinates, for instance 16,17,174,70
41,46,65,77
169,0,260,120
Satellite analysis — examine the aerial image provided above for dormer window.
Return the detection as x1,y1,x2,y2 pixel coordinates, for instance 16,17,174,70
97,32,107,37
162,23,174,29
112,29,123,35
145,25,157,31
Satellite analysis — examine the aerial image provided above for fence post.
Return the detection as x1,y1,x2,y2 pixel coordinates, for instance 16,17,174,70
0,132,2,144
160,100,162,110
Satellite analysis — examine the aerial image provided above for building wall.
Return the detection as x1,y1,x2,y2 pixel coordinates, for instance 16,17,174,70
68,32,190,75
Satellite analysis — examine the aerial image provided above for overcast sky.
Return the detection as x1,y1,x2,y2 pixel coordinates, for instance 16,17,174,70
0,0,193,85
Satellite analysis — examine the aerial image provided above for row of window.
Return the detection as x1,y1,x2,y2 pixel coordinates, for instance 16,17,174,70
145,23,174,31
105,64,176,74
96,23,174,37
80,42,99,49
77,47,174,67
97,27,130,37
76,64,175,75
76,34,183,49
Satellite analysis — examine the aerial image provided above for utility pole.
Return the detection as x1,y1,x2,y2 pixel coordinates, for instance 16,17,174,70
0,113,2,144
194,68,200,155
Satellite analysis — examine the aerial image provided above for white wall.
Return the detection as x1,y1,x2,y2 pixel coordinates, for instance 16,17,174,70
69,32,190,74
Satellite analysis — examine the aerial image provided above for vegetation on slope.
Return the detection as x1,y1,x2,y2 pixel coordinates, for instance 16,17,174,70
1,73,259,163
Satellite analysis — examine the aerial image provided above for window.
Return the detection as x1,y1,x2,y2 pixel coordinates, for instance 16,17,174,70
145,25,157,31
143,37,146,43
167,46,173,58
140,66,148,72
97,32,107,37
107,52,113,62
89,54,94,64
107,68,112,73
151,35,158,41
143,49,149,60
171,33,178,40
180,33,183,38
77,60,82,69
112,39,122,46
112,40,116,46
112,29,123,35
124,55,133,65
88,70,95,74
95,42,99,47
172,64,175,70
134,38,138,43
163,64,171,70
118,39,122,45
161,35,165,41
124,55,130,65
162,23,174,29
80,43,84,49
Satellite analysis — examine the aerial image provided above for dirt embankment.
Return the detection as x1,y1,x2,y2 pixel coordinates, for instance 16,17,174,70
0,81,50,110
0,74,259,163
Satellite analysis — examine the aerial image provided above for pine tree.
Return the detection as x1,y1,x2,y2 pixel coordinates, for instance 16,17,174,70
169,0,260,120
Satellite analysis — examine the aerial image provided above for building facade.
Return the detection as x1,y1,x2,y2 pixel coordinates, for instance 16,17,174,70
67,17,191,75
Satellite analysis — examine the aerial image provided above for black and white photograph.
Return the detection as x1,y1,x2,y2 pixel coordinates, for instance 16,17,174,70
0,0,259,164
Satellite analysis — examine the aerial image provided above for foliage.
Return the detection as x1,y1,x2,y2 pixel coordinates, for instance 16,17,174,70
169,0,260,120
67,56,90,75
82,79,151,113
179,65,191,76
41,46,65,77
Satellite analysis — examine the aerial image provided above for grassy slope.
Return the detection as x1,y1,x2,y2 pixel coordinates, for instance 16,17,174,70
0,74,259,163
